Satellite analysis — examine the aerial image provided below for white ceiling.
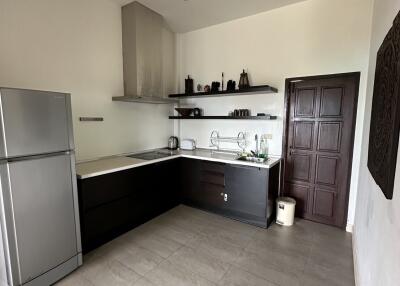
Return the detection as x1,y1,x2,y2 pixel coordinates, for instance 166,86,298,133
111,0,307,33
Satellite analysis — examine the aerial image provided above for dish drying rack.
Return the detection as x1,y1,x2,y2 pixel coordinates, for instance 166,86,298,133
209,130,247,153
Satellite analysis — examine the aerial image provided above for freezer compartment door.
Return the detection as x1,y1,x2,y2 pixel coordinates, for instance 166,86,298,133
0,88,74,158
0,153,78,285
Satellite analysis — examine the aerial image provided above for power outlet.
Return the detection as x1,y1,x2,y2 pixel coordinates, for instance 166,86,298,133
263,134,273,140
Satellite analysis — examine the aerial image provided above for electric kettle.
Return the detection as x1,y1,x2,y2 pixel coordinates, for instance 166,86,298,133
168,136,179,150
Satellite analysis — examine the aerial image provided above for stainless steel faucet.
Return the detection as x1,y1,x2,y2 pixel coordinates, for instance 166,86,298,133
255,134,259,156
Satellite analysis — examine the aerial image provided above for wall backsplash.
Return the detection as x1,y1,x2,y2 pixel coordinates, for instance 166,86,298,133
176,0,373,227
0,0,175,161
177,93,283,156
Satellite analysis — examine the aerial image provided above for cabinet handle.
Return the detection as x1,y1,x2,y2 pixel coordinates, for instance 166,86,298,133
220,192,224,196
228,164,258,170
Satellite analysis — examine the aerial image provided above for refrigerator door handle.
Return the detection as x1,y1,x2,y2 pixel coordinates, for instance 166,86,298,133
0,162,22,285
69,154,82,257
6,151,72,163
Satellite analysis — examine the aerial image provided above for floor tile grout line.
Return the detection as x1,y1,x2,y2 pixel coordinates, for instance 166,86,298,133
118,248,167,279
135,224,219,285
58,206,355,286
216,262,233,285
234,266,281,286
213,231,256,285
104,228,188,281
163,247,226,285
234,232,309,286
161,225,238,285
233,262,289,286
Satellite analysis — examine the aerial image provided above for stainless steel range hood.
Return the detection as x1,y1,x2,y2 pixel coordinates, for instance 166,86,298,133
113,1,177,104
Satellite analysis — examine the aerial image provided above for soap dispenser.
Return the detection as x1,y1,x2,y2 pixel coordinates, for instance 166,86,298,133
259,136,269,158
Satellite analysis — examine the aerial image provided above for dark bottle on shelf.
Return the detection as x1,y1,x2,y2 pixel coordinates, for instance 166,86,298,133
185,75,194,94
239,69,250,90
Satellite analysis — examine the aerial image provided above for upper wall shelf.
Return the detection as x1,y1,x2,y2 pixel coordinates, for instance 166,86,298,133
112,96,178,104
168,85,278,99
169,115,277,120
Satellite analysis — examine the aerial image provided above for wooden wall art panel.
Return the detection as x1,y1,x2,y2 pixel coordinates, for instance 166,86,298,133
368,11,400,200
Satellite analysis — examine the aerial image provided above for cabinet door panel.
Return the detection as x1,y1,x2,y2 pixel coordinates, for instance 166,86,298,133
198,182,224,209
225,165,268,218
80,168,137,211
153,160,180,211
179,158,201,204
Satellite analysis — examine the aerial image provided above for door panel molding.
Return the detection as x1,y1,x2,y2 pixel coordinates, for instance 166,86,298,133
312,188,336,219
283,183,310,217
319,86,344,118
288,152,312,182
294,87,317,118
317,122,342,152
292,121,315,150
315,155,339,187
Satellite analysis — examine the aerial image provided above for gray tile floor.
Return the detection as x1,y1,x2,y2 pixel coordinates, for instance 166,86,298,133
56,205,354,286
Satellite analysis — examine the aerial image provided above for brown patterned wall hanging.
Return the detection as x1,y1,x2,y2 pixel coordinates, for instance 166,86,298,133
368,11,400,200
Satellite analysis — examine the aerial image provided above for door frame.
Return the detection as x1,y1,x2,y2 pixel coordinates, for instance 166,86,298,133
281,72,360,228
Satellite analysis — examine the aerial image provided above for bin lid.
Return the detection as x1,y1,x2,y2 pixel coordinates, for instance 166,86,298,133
277,197,296,205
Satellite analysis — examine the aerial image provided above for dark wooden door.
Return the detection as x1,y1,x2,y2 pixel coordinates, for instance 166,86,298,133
283,73,359,227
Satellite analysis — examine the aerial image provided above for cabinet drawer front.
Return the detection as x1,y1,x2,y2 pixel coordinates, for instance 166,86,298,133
200,170,225,186
80,171,128,210
82,196,151,248
83,198,135,240
200,161,225,186
79,167,150,211
201,160,225,173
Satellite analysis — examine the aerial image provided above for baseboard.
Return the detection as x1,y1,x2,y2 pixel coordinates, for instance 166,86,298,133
346,223,354,233
352,228,360,286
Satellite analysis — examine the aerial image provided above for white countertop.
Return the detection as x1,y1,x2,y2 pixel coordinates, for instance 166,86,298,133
76,149,282,179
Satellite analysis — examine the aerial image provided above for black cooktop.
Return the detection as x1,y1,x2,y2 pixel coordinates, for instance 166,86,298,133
128,151,174,161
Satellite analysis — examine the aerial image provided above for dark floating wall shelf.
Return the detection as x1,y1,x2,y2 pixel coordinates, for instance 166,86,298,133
169,116,277,120
169,85,278,99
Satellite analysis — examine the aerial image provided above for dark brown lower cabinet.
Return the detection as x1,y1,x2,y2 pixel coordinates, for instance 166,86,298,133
78,160,179,253
225,164,268,216
179,158,201,204
180,158,279,228
78,157,280,253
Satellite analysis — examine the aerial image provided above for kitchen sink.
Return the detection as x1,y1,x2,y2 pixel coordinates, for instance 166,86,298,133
236,156,268,163
128,151,175,160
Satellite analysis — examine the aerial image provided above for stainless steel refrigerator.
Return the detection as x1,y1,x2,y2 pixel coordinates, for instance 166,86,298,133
0,88,82,286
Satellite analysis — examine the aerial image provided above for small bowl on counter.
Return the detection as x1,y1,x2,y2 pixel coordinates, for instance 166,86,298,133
175,108,194,117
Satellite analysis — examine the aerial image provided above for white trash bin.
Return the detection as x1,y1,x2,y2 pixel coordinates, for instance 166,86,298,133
276,197,296,226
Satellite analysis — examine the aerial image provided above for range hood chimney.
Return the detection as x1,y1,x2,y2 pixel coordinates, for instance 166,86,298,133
113,1,177,104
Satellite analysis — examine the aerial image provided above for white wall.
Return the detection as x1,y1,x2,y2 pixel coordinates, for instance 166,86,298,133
0,0,174,161
353,1,400,285
177,0,373,227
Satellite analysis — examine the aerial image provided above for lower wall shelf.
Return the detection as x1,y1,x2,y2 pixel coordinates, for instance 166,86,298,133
169,116,277,120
